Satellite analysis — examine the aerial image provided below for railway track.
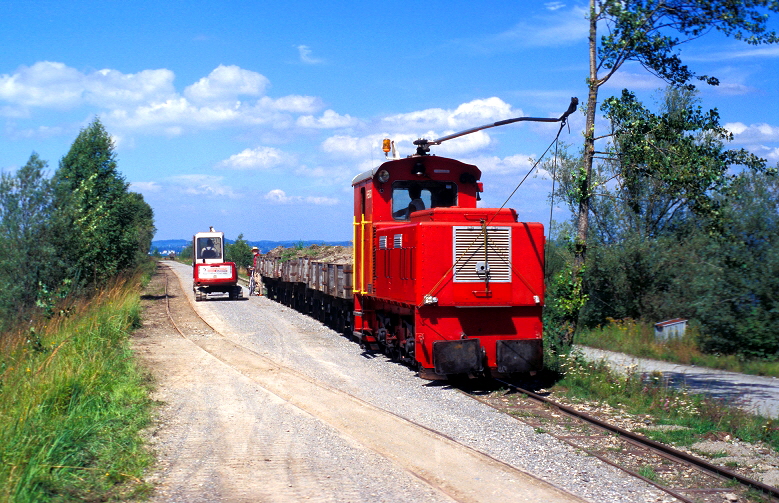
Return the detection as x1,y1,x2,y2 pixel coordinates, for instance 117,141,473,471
470,379,779,503
155,263,779,502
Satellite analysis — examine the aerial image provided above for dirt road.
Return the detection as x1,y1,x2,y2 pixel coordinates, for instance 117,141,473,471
133,263,590,503
579,347,779,418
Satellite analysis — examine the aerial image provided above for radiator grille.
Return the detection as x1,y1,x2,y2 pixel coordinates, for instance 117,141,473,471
453,226,511,282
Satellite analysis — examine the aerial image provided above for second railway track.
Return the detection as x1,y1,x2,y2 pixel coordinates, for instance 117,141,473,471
471,380,779,503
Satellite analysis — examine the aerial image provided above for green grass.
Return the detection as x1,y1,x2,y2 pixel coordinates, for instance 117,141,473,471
0,266,155,503
551,352,779,453
576,317,779,377
637,465,657,481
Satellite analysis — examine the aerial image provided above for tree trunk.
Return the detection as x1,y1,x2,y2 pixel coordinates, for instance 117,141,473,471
576,0,599,269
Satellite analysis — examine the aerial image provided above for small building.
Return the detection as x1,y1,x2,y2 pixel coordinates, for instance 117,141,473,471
654,318,687,341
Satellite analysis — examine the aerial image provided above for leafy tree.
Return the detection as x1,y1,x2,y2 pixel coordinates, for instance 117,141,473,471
546,86,777,357
544,259,588,365
596,87,767,239
0,153,58,323
691,171,779,358
226,234,253,270
577,0,779,264
568,168,779,360
180,243,193,263
0,123,154,334
114,191,156,269
52,118,153,286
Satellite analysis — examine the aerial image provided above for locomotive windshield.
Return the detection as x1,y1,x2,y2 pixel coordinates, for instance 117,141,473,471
392,180,457,221
196,237,222,260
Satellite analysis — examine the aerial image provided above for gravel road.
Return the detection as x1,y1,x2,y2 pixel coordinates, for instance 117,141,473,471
135,262,680,503
578,347,779,419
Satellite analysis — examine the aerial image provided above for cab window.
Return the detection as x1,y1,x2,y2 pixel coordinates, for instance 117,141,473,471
197,237,222,260
391,181,457,221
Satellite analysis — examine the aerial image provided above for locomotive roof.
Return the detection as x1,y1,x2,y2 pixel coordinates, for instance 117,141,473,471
351,155,480,186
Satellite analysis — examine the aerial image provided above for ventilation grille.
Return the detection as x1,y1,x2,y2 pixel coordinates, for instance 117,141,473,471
394,234,403,248
453,226,511,282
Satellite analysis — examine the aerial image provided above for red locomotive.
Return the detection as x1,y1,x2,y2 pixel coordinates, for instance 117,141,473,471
192,227,243,301
258,99,577,379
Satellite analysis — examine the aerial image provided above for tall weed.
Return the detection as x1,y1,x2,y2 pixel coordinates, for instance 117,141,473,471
576,318,779,377
555,351,779,452
0,270,153,502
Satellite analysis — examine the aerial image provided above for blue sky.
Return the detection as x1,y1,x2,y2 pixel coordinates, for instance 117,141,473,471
2,1,778,241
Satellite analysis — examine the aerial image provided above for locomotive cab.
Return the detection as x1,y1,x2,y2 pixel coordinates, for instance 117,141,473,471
352,152,544,380
192,228,242,301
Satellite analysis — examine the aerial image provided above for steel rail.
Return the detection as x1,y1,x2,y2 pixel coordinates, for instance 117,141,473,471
493,378,779,500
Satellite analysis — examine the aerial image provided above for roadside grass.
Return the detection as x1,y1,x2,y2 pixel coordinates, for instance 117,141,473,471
576,317,779,378
552,352,779,453
0,263,156,503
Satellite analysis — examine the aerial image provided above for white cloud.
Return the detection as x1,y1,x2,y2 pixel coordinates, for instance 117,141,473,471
687,44,779,63
764,147,779,163
110,133,134,149
322,110,502,161
216,146,288,170
450,98,516,125
320,133,430,161
472,6,588,51
714,81,756,96
601,69,666,91
168,174,241,198
264,188,293,203
297,109,359,128
0,61,84,109
381,97,521,132
305,195,338,205
264,189,338,205
321,134,382,159
184,65,269,104
0,62,327,134
461,153,536,175
296,45,324,64
0,62,176,113
110,93,326,132
265,95,323,113
434,130,492,156
130,181,162,193
322,130,494,162
725,122,779,144
86,68,176,108
723,122,779,163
